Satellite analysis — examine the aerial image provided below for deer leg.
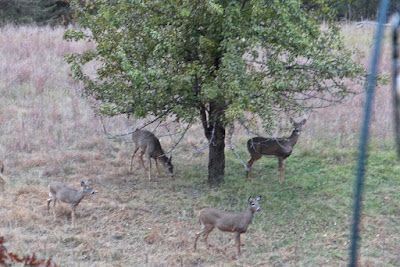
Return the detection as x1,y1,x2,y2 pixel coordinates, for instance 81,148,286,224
52,198,57,220
278,157,286,184
47,192,53,213
235,232,241,255
194,225,205,251
47,198,52,213
155,159,161,175
147,156,152,181
203,225,214,248
246,155,261,179
71,204,76,227
139,150,146,171
245,159,253,178
130,147,139,171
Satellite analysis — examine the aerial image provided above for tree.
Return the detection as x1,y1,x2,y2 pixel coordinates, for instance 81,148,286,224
0,0,71,26
64,0,365,186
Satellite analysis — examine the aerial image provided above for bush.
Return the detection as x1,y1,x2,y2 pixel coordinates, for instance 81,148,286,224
0,236,57,267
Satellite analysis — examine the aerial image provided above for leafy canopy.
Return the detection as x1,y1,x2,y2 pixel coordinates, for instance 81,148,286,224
64,0,365,128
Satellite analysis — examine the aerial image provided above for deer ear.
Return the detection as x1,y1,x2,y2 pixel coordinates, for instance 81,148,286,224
169,156,172,162
301,119,307,125
256,196,261,201
248,197,253,203
86,179,92,185
290,118,294,124
81,181,85,186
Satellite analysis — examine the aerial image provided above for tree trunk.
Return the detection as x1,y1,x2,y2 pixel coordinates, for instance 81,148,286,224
200,102,226,186
208,119,225,186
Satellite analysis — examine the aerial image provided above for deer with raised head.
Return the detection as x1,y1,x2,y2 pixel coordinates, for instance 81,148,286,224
246,118,306,183
47,180,95,227
130,130,174,180
0,160,5,193
193,196,262,255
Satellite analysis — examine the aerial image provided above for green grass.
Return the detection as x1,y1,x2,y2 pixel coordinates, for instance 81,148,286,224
177,143,400,265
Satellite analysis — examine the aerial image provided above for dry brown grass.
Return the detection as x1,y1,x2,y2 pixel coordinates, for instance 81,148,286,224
298,23,393,151
0,23,397,266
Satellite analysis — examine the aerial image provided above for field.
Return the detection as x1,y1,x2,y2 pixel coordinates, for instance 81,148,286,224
0,24,399,266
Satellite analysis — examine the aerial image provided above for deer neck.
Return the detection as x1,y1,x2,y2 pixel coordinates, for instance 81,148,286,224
74,189,87,202
288,131,301,147
243,207,255,225
157,154,168,164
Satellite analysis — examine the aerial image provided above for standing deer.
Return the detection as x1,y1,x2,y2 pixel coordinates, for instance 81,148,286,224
47,180,95,227
0,161,4,193
193,196,262,255
130,130,174,180
246,118,307,183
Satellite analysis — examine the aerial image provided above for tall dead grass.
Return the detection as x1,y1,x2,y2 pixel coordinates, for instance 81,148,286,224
300,23,393,151
0,25,103,167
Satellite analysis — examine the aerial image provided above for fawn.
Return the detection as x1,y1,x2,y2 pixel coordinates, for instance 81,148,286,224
47,180,95,227
130,130,174,180
246,118,307,183
194,196,262,255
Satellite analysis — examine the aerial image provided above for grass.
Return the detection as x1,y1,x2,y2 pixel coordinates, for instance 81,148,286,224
5,145,397,266
0,23,399,266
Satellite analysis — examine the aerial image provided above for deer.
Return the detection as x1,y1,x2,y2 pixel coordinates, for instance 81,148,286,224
47,180,95,227
193,196,262,256
0,160,5,193
130,130,174,181
246,118,307,183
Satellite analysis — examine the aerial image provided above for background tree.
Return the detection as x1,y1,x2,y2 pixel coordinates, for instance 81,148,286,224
0,0,100,26
1,0,396,26
64,0,365,186
320,0,399,21
0,0,71,26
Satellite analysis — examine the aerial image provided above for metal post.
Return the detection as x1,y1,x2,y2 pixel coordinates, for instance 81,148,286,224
392,14,400,158
349,0,391,266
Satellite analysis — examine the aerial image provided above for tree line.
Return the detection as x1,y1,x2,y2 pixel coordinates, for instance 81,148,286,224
0,0,398,26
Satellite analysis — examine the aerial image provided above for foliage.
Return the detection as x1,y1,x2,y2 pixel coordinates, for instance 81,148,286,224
64,0,366,185
65,0,365,121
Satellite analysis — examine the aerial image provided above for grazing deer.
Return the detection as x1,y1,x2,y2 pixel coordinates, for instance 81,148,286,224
246,118,307,183
0,161,4,193
194,196,262,255
130,130,174,180
47,180,95,227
